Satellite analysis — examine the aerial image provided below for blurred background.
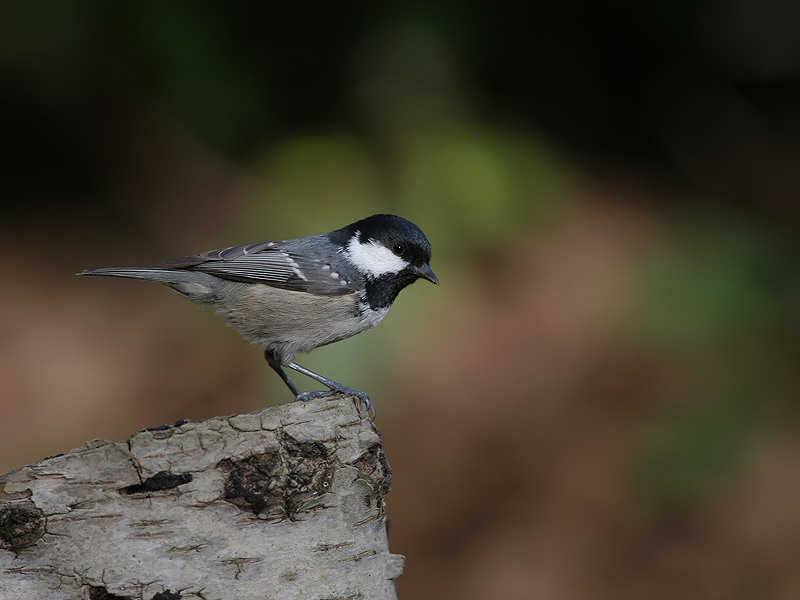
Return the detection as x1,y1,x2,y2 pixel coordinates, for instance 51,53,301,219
1,1,799,598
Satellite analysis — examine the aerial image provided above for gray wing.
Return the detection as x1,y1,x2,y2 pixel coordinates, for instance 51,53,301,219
164,240,357,296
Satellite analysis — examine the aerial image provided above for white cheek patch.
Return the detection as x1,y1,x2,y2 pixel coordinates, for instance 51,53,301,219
346,233,409,278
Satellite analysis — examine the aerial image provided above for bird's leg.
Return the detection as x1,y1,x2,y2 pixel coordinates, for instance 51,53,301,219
264,350,374,418
285,360,375,419
264,349,301,397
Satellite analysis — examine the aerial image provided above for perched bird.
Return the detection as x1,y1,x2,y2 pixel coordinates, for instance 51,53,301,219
78,214,438,416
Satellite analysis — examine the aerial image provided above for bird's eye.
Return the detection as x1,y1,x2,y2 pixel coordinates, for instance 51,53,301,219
392,243,405,256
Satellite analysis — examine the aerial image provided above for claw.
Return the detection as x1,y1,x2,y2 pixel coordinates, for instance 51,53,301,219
294,388,374,420
351,390,375,420
294,390,335,403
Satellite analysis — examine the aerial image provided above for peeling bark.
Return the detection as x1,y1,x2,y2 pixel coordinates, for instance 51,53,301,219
0,395,403,599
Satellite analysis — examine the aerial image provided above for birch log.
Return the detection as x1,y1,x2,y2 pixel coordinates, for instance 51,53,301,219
0,395,403,600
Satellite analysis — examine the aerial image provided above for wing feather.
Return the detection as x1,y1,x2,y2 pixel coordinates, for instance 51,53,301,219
163,241,356,296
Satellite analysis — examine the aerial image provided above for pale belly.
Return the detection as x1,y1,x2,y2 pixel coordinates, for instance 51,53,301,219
213,282,389,362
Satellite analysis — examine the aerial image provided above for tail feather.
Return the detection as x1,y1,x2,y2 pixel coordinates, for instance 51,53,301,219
77,267,217,301
77,267,188,283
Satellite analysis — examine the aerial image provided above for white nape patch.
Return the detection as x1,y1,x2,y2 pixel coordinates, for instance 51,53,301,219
346,232,409,278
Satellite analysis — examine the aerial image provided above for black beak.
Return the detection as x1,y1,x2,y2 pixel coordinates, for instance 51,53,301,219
414,263,439,285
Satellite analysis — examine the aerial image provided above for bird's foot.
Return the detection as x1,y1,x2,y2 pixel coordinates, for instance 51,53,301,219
295,388,374,419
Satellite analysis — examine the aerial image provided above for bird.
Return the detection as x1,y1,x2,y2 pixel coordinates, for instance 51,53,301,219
78,214,438,416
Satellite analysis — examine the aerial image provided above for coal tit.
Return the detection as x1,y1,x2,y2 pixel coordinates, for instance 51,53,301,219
78,214,438,416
